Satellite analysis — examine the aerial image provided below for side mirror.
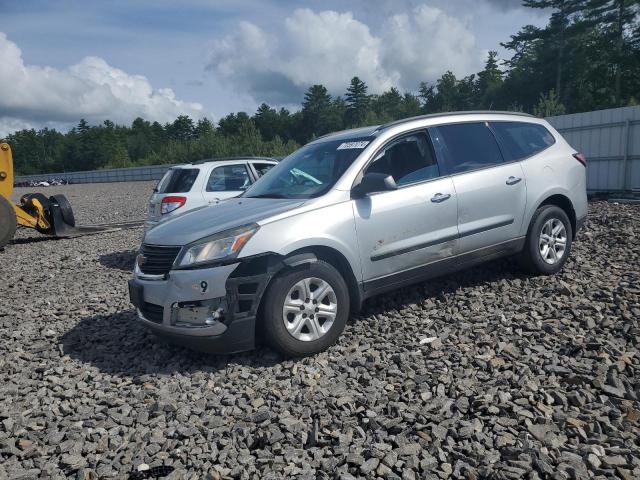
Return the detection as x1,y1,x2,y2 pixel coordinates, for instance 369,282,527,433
352,172,397,198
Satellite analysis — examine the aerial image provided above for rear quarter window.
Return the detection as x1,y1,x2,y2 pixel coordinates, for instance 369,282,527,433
157,168,199,193
490,122,556,161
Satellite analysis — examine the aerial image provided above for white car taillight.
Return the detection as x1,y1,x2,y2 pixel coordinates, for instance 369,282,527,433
573,152,587,167
161,196,186,214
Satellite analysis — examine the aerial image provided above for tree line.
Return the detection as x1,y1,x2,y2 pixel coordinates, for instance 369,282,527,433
6,0,639,175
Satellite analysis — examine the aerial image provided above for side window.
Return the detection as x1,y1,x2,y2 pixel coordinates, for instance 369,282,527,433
490,122,556,161
429,122,504,174
206,165,250,192
364,131,440,187
252,162,275,177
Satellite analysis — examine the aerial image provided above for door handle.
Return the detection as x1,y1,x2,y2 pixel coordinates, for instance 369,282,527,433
431,193,451,203
506,176,522,185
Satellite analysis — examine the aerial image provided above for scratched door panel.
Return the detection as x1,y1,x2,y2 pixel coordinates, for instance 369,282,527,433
453,162,527,254
352,176,458,282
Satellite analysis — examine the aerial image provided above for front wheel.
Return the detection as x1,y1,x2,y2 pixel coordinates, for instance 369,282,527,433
262,260,349,356
520,205,573,275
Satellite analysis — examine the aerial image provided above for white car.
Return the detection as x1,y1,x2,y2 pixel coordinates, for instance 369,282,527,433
145,157,277,230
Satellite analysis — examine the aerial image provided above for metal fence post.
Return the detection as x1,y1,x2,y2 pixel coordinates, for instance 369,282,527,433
621,119,630,192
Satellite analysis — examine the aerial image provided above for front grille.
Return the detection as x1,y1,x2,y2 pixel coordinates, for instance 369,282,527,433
139,244,181,276
140,302,164,324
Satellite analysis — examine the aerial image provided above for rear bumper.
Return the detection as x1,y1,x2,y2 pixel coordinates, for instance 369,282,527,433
129,262,270,354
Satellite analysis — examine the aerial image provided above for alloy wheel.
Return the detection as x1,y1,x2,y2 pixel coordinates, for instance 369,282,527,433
282,277,338,342
538,218,567,265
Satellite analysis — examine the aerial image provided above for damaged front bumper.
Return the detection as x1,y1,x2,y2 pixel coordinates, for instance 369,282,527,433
128,259,272,354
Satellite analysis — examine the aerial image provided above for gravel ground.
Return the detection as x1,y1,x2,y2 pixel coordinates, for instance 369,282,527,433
1,182,638,480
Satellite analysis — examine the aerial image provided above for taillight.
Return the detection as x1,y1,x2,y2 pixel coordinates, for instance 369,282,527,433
573,152,587,166
161,196,186,214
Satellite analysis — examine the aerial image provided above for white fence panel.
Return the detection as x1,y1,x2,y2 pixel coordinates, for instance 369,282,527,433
547,106,640,193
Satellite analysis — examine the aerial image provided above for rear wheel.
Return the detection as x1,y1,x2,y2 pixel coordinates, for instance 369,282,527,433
262,260,349,356
0,196,17,249
520,205,572,275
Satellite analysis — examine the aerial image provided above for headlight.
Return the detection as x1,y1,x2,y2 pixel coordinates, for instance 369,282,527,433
175,224,259,267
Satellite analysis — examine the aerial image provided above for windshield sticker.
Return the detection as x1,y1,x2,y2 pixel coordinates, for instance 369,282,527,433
337,141,370,150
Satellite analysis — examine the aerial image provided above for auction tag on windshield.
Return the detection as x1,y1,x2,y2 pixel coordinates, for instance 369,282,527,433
337,141,370,150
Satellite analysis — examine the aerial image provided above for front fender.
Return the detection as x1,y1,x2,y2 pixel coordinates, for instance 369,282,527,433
240,202,363,283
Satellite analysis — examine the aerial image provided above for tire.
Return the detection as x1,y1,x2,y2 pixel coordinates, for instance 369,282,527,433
50,194,75,227
520,205,573,275
0,196,17,249
262,260,350,356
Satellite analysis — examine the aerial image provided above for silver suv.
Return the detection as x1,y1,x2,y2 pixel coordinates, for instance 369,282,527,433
129,112,587,356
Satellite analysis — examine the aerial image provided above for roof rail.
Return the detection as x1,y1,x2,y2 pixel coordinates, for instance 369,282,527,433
374,110,534,133
190,156,276,165
312,125,381,142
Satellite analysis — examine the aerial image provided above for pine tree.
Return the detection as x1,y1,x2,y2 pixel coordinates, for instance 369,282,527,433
401,93,422,118
195,118,214,137
253,104,280,140
373,87,404,121
111,142,130,168
533,89,567,117
217,112,252,137
520,0,587,100
477,51,503,109
584,0,640,105
344,77,370,127
418,82,437,113
301,85,334,139
435,72,460,112
168,115,195,141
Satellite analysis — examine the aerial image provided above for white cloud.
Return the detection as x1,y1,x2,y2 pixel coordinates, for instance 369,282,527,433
381,6,479,88
0,32,205,137
206,6,482,104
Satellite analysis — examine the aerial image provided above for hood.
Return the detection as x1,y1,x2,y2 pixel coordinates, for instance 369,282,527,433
144,197,304,246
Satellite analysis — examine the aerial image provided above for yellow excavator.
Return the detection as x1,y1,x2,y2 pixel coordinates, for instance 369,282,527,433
1,141,144,249
0,142,78,248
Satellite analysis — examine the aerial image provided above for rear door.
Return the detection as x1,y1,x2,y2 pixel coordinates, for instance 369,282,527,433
202,163,252,204
428,121,527,256
353,130,459,286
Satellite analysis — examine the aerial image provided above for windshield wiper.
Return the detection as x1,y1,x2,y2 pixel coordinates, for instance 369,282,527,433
246,193,289,199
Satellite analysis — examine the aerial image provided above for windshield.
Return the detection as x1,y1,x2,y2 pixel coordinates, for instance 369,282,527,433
242,137,373,199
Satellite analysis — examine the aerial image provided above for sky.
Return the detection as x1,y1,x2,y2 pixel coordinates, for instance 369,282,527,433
0,0,550,136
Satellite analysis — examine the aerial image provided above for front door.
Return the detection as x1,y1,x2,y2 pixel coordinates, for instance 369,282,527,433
428,122,527,255
352,130,459,285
